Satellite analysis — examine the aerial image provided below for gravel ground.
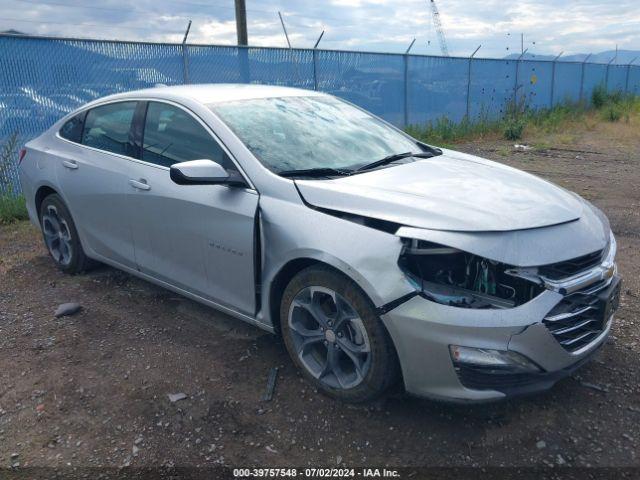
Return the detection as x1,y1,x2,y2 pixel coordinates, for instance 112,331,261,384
0,121,639,471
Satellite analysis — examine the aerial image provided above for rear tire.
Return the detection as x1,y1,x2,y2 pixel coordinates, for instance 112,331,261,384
280,265,399,403
39,193,94,274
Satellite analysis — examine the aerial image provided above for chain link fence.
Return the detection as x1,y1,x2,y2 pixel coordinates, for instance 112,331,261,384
2,33,640,195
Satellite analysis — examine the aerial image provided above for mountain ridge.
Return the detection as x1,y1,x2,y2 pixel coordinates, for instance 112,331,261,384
504,49,640,64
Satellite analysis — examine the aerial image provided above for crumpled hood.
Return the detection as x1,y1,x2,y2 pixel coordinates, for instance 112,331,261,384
295,149,585,232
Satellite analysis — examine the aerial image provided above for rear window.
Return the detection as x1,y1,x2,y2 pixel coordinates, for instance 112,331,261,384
82,101,137,156
59,112,85,143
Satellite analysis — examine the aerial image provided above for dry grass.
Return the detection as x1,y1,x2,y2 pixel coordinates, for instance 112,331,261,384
524,103,640,150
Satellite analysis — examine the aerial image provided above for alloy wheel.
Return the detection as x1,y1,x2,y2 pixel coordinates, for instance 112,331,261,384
42,204,73,266
288,286,371,389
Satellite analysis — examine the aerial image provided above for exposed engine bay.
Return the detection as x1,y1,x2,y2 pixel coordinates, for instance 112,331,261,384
399,239,544,309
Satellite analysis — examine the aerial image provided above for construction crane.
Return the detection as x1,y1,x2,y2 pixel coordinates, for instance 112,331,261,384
429,0,449,56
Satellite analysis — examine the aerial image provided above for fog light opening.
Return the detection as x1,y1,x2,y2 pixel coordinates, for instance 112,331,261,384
449,345,542,373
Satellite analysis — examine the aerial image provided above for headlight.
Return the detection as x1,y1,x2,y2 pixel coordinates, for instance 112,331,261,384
398,239,544,309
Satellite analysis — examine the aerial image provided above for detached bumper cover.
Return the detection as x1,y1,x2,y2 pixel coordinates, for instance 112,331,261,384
381,275,620,402
454,342,603,397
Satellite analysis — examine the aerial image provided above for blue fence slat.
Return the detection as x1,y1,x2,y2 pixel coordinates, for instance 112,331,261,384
0,36,184,141
467,58,517,120
246,48,314,88
553,62,582,104
2,33,640,197
188,45,314,88
607,64,627,92
582,63,607,101
518,60,553,109
316,50,404,126
407,55,467,125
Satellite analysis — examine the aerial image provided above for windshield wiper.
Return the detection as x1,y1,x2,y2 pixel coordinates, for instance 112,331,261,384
355,151,434,172
278,167,353,178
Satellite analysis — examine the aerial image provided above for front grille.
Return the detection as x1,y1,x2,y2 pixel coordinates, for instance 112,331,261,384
538,249,605,280
543,277,620,353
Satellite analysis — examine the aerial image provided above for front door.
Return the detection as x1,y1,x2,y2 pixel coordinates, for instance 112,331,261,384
126,101,258,315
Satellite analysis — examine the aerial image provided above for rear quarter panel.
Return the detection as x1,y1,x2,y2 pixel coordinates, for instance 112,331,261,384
19,132,61,227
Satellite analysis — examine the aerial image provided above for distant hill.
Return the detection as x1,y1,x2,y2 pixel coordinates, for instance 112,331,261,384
505,49,640,64
0,29,26,35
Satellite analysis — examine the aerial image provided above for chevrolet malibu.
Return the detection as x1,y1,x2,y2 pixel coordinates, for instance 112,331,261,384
18,84,621,403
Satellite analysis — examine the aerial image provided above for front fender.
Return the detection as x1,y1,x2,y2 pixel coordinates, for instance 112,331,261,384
257,195,415,328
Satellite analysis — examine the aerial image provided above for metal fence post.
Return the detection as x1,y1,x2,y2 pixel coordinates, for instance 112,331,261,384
605,56,615,92
312,31,324,91
549,51,563,108
625,57,638,93
403,55,409,128
513,48,528,109
182,46,190,84
579,54,591,103
403,39,415,128
466,45,481,120
313,49,318,91
181,20,192,84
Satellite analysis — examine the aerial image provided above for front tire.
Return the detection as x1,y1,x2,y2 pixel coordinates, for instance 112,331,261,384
280,265,399,403
39,193,94,274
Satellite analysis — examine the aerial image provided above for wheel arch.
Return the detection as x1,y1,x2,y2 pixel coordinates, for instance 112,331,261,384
267,254,382,336
34,185,92,258
269,257,323,335
34,185,59,219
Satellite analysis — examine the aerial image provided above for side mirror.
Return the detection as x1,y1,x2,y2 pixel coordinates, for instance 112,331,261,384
170,159,245,186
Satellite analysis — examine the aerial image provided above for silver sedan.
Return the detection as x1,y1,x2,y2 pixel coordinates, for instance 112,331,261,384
18,84,621,403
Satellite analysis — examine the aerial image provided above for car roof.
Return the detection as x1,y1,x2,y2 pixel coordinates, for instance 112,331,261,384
92,83,324,106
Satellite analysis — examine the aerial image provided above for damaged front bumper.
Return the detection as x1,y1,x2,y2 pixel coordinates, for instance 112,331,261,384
381,268,621,403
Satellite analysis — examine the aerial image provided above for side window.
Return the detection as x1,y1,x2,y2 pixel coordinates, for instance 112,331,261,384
59,112,84,143
142,102,232,169
82,102,137,156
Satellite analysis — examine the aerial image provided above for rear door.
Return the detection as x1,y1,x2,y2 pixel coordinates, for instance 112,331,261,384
126,100,259,315
55,101,138,268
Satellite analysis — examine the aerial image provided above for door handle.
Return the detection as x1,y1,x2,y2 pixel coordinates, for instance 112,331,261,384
62,160,78,170
129,179,151,191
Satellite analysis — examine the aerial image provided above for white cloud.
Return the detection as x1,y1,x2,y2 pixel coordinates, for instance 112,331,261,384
0,0,638,58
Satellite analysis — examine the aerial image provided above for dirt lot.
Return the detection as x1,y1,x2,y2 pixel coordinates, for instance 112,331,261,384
1,120,639,472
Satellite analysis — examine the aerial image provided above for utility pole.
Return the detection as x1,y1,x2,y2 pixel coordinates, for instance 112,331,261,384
521,33,524,55
235,0,249,82
235,0,248,45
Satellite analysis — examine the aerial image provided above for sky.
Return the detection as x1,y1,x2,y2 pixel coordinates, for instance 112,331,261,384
1,0,639,59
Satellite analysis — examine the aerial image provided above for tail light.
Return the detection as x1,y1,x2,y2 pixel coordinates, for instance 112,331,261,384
18,148,27,165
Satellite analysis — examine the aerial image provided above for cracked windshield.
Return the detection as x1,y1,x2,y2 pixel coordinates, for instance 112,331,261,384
210,95,421,173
